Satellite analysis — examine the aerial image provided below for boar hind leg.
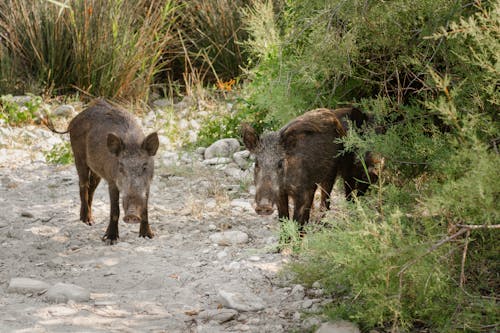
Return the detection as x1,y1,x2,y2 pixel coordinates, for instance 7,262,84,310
74,157,93,225
86,171,101,223
292,189,315,232
103,184,120,244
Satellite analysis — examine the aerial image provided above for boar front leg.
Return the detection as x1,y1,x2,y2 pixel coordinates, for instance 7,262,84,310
103,184,120,244
277,191,289,220
292,188,315,232
139,194,154,238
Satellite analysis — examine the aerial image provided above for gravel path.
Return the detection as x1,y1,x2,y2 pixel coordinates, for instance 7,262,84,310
0,123,331,333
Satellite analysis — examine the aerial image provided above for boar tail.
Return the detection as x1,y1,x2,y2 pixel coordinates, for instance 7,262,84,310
41,114,70,134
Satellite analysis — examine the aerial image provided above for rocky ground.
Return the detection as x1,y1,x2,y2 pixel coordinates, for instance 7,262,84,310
0,97,359,333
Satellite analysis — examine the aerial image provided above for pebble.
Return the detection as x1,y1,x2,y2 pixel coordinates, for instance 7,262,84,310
233,150,252,170
52,104,76,118
218,290,265,312
315,321,361,333
209,231,249,245
7,278,50,294
202,157,232,165
204,138,240,159
45,282,90,303
197,308,238,323
290,284,305,301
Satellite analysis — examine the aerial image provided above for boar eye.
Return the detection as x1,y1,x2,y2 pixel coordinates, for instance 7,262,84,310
278,159,284,169
142,163,148,173
254,159,259,168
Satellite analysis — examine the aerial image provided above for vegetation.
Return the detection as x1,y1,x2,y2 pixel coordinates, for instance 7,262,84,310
44,141,73,165
0,94,43,125
0,0,498,331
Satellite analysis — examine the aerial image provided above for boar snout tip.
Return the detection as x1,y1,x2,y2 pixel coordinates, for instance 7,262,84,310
255,205,275,216
123,214,141,224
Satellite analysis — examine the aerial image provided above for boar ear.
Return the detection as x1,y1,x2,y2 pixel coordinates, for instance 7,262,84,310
142,132,159,156
107,133,124,156
241,123,259,152
332,117,346,137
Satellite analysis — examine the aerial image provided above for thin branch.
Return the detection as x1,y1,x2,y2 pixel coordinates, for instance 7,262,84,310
399,227,469,277
456,223,500,229
460,229,470,287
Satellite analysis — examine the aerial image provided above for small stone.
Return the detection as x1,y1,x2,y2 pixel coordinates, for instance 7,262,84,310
248,256,260,262
204,138,240,159
224,261,241,271
230,199,253,211
21,212,34,218
202,157,232,165
53,104,76,118
45,282,90,303
195,147,206,155
233,150,252,170
315,321,361,333
290,284,305,301
198,308,238,323
293,311,301,320
302,299,313,309
216,251,228,260
208,224,217,231
234,324,250,331
218,290,265,312
152,98,171,109
224,165,243,178
209,231,249,245
312,281,321,289
8,278,50,294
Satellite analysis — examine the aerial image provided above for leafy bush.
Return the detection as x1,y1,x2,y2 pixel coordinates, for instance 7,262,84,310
277,1,499,331
0,95,43,125
45,142,73,165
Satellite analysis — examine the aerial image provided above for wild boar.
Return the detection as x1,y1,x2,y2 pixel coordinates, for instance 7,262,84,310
45,99,159,244
241,109,345,229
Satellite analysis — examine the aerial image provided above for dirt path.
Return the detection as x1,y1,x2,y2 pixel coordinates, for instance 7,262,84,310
0,124,327,332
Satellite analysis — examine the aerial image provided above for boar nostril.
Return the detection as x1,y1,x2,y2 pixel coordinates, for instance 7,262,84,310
255,205,274,216
123,214,141,224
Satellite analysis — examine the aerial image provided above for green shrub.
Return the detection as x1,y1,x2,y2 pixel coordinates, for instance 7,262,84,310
282,1,499,331
45,141,73,165
0,94,43,125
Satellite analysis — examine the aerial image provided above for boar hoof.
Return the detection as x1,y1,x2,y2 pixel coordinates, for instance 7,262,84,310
139,225,154,239
81,219,94,226
102,233,119,245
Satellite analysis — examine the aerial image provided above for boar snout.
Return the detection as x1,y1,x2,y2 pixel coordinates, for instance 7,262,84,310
255,198,275,216
123,213,141,224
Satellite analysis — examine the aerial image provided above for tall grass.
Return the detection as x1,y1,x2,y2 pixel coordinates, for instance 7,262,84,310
0,0,177,100
174,0,249,83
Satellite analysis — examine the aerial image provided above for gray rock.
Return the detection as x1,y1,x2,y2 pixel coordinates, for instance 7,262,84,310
315,321,361,333
198,308,238,323
230,199,253,211
218,290,265,312
7,278,50,294
195,147,207,155
312,281,322,289
290,284,305,301
196,323,225,333
224,165,243,178
204,138,240,159
53,104,76,118
209,231,249,245
233,150,252,170
202,157,232,165
45,282,90,303
302,299,313,309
